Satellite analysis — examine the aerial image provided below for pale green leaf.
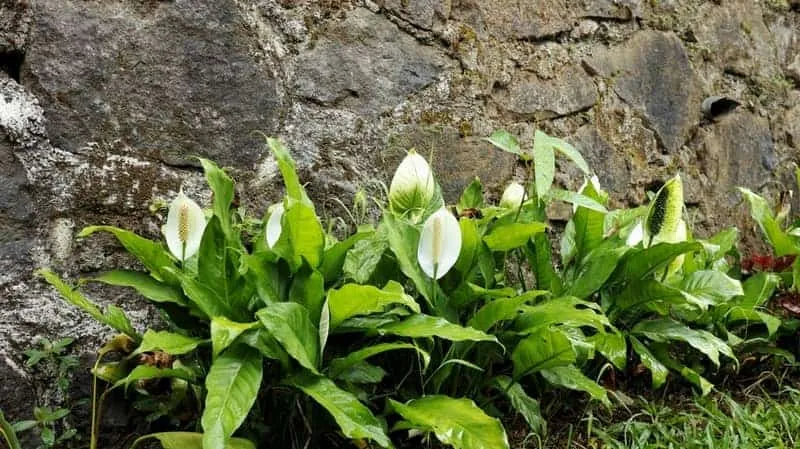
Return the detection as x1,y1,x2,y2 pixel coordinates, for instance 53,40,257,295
328,281,420,328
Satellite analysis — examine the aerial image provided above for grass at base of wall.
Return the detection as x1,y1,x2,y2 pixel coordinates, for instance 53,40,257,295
510,369,800,449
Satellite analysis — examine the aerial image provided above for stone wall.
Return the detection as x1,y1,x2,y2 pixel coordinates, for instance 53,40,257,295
1,0,798,426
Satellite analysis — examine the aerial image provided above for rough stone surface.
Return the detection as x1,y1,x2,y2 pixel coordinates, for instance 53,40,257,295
587,31,702,153
0,0,798,443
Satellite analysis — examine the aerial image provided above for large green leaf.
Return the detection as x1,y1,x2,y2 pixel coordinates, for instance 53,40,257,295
651,343,713,395
458,177,484,210
587,331,627,370
328,281,420,328
540,365,610,406
378,314,498,344
130,432,255,449
564,247,624,299
202,345,263,449
266,137,313,206
37,269,140,341
548,133,591,174
679,270,743,309
319,228,374,283
630,336,669,388
737,272,781,309
492,376,545,436
90,270,186,306
328,343,430,378
390,396,509,449
483,222,547,252
512,328,576,379
239,252,281,306
210,318,259,359
632,319,735,368
533,130,556,199
256,303,319,373
166,268,236,319
288,267,326,327
526,234,562,292
343,236,388,283
198,216,250,313
78,226,177,283
199,159,238,248
570,180,607,265
739,188,798,256
547,189,607,213
113,365,196,390
288,372,391,448
514,297,611,334
610,279,685,317
610,242,703,283
484,130,524,159
468,291,547,332
272,201,325,271
134,330,203,356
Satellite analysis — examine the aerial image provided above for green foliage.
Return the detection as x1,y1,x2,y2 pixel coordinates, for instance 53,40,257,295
37,130,793,449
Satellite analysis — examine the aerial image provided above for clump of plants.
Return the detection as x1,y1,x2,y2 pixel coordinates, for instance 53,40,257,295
31,131,795,449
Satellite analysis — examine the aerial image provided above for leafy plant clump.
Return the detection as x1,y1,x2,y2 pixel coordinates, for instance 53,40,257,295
36,132,794,449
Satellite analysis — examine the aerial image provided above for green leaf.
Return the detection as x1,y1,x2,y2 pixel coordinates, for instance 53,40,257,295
77,226,177,283
343,236,388,284
458,177,484,210
610,279,685,317
198,216,250,313
630,336,669,388
533,130,556,199
651,344,713,395
547,189,607,213
90,270,186,306
210,318,259,359
389,396,509,449
289,267,326,327
0,409,22,449
680,270,744,308
564,247,624,299
165,267,236,319
199,159,237,247
239,252,281,306
483,222,547,252
632,319,735,368
492,376,545,436
739,188,798,256
484,130,523,159
266,137,313,206
587,331,627,370
319,228,373,283
514,297,611,334
526,234,562,292
202,345,263,449
468,291,547,332
540,365,610,406
134,330,203,356
378,314,498,344
571,180,607,264
256,303,319,373
610,242,703,283
328,281,420,328
131,432,255,449
512,328,576,379
274,201,325,271
112,365,196,390
236,328,290,369
335,361,387,384
550,136,591,174
288,372,391,448
37,269,140,341
328,343,430,378
737,272,781,309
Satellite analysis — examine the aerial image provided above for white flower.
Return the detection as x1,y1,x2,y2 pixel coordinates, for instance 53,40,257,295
626,220,644,247
499,182,525,210
389,150,436,221
265,202,285,249
417,207,462,279
163,191,206,261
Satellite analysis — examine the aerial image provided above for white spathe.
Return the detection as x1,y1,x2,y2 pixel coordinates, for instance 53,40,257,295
265,202,285,249
626,220,645,247
417,207,462,280
500,182,525,210
163,191,206,261
389,150,436,221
